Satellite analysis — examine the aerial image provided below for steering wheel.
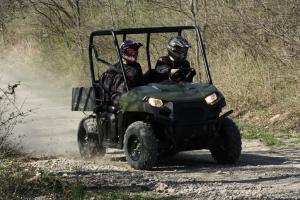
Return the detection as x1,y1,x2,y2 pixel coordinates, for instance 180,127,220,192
170,68,196,82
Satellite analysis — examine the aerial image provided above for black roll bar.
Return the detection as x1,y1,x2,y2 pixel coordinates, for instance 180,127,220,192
146,33,151,70
88,37,96,84
90,26,195,36
122,34,126,41
112,31,129,92
195,26,213,84
88,25,213,100
178,30,182,36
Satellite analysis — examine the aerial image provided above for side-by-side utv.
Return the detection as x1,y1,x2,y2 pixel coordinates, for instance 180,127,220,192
72,26,242,170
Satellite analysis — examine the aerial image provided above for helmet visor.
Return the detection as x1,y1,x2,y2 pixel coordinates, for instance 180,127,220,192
173,47,188,54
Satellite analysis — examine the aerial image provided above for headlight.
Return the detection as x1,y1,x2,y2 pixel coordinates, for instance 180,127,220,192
205,93,218,105
148,97,164,107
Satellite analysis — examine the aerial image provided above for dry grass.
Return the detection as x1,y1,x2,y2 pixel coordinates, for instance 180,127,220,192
210,49,299,130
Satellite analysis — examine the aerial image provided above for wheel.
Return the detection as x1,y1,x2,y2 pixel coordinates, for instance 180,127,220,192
78,116,105,159
210,118,242,164
124,121,158,170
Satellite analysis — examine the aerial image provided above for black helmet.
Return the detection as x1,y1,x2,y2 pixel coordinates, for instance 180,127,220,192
167,36,191,62
120,40,143,62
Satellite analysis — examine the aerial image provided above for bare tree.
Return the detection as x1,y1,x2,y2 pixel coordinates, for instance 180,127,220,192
29,0,81,47
0,83,30,157
0,0,26,44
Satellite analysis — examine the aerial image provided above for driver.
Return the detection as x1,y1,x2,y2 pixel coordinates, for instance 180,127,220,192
101,40,143,107
155,36,195,82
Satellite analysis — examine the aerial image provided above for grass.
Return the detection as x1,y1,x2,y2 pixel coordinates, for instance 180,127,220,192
85,191,160,200
0,158,162,200
0,158,85,199
238,122,300,146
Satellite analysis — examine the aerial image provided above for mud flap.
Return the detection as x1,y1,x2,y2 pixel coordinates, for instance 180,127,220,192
72,87,96,111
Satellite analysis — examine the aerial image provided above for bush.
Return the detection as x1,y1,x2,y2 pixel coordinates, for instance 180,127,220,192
0,83,28,158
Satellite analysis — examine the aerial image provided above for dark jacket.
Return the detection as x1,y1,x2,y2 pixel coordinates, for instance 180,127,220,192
155,56,191,80
103,62,143,106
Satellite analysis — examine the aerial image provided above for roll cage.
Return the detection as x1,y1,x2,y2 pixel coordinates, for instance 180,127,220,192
89,26,212,101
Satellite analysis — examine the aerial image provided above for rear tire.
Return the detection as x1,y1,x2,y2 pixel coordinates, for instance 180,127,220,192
124,121,158,170
78,116,105,159
210,118,242,164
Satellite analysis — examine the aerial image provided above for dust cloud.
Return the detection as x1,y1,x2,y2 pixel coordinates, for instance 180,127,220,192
0,47,84,157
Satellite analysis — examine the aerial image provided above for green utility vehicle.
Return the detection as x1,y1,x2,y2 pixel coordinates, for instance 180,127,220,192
72,26,242,170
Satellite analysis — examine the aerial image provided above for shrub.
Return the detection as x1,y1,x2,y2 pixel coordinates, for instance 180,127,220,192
0,83,28,158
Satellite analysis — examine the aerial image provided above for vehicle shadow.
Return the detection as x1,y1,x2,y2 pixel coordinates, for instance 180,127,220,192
153,150,291,172
107,150,293,172
162,172,300,187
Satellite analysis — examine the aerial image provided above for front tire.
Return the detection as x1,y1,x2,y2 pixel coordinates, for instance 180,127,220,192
78,116,105,159
124,121,158,170
210,118,242,164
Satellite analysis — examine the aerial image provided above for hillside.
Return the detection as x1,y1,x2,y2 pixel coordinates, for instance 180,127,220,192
1,0,299,131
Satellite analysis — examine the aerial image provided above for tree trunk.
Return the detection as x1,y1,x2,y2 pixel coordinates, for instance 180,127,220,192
0,23,7,45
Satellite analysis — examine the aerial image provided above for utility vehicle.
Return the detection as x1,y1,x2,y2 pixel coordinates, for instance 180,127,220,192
72,26,242,170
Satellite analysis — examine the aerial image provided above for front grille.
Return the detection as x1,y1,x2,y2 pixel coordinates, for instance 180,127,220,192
172,101,213,122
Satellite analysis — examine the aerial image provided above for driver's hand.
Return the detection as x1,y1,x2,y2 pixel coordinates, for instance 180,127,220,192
170,68,179,75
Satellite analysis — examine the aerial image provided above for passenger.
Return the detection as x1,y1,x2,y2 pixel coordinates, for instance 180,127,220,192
155,36,195,82
101,40,143,107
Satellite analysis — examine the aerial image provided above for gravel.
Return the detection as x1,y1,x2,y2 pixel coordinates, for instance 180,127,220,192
27,141,300,199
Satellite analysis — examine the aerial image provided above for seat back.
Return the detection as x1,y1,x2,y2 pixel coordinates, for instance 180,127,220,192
143,69,166,84
71,87,95,111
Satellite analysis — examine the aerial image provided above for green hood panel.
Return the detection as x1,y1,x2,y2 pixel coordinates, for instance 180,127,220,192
120,82,220,112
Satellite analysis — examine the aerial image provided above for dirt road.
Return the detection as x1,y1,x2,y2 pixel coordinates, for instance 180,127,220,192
1,65,300,199
29,141,300,199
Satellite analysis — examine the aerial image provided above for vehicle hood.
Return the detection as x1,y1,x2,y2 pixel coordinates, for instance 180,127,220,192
124,82,219,102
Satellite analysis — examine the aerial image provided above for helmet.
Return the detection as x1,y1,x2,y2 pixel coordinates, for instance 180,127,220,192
120,40,143,62
167,36,191,62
